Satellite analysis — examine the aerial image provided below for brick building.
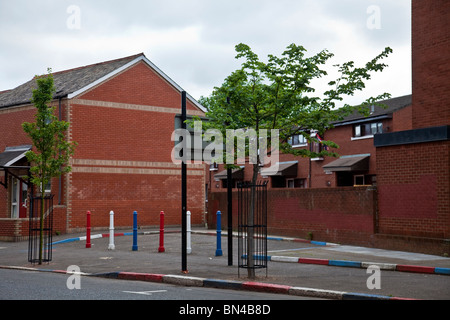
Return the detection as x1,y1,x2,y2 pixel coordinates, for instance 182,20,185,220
0,53,206,241
209,94,412,192
373,0,450,253
209,0,449,255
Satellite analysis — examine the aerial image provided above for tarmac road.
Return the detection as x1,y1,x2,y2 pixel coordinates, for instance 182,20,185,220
1,228,449,300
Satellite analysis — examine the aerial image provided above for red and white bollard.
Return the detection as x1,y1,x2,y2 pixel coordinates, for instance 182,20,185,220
86,211,91,248
158,211,165,252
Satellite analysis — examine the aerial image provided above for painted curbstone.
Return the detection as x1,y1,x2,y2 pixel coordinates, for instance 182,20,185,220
271,256,299,263
342,292,391,300
203,279,243,290
90,272,119,279
435,267,450,275
242,282,291,294
298,257,329,265
328,260,361,268
396,265,435,274
288,286,345,300
361,262,397,271
162,275,205,287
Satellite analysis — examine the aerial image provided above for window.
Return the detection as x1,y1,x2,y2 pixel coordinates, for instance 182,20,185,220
354,175,365,186
288,134,307,147
44,181,51,194
311,141,323,154
11,178,18,218
287,178,307,188
11,177,28,218
354,122,383,138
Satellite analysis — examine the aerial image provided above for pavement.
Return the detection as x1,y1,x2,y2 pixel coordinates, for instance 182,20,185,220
1,228,449,300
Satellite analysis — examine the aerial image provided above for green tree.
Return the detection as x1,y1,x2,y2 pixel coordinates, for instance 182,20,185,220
22,69,77,264
198,43,392,278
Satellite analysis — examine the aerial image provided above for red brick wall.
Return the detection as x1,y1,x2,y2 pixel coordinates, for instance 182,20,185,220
392,105,413,132
208,187,377,246
376,141,450,239
68,172,204,231
79,61,200,112
369,1,450,255
412,0,450,129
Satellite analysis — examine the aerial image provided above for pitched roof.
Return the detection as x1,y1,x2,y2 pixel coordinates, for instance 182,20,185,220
0,53,205,112
334,94,412,126
0,145,32,168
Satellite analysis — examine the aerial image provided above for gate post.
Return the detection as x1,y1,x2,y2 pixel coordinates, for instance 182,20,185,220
86,211,91,248
215,211,223,256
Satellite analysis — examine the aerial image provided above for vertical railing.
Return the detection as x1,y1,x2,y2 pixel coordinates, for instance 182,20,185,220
237,181,268,277
28,194,54,264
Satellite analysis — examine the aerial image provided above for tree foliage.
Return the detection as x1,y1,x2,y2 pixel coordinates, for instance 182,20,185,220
22,69,77,192
199,43,392,161
22,69,77,264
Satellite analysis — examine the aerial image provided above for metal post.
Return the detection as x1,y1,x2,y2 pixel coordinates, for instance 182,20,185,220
158,211,165,253
108,211,115,250
226,97,233,266
227,167,233,265
187,211,192,254
132,211,138,251
215,211,223,256
86,211,91,248
181,91,188,273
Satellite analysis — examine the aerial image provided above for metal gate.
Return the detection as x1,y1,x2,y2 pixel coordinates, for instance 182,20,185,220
237,181,268,277
28,194,54,264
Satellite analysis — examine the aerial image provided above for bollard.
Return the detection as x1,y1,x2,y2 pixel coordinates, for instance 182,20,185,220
132,211,138,251
108,211,115,250
86,211,91,248
158,211,165,253
187,211,192,254
215,211,223,256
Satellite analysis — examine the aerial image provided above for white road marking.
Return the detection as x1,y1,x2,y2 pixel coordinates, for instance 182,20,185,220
123,290,167,296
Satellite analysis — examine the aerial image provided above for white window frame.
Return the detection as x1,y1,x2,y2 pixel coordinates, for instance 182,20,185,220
288,134,308,148
11,177,19,219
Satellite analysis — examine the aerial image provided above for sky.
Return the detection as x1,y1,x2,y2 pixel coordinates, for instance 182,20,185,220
0,0,412,106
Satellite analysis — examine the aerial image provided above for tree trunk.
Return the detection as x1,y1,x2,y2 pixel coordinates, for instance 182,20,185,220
38,194,44,265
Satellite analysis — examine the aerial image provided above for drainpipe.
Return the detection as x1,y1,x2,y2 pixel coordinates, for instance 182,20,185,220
58,97,62,205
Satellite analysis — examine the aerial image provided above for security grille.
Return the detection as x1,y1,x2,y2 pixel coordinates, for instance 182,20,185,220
28,195,54,264
237,181,268,277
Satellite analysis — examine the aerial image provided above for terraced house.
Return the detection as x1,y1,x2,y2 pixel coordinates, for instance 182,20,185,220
0,53,206,241
209,94,412,191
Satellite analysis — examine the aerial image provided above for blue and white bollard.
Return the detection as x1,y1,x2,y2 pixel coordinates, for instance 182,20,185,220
215,211,223,256
132,211,138,251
